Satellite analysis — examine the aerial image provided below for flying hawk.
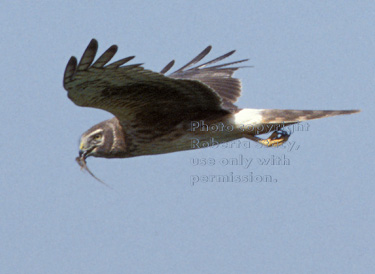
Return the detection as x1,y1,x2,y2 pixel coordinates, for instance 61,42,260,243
63,39,359,178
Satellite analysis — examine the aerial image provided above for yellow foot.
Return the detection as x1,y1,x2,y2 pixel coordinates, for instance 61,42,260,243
257,130,290,147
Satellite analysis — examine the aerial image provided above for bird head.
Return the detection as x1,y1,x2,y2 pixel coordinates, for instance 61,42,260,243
79,129,105,158
78,119,116,160
75,119,122,188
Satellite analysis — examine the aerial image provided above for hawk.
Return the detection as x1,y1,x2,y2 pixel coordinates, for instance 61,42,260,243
63,39,359,180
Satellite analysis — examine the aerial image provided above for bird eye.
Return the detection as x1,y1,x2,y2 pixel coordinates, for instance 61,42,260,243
93,134,102,140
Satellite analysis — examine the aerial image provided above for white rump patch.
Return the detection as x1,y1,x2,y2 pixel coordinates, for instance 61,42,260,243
231,109,264,128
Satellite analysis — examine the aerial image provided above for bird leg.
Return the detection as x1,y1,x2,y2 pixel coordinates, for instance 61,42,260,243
245,130,290,147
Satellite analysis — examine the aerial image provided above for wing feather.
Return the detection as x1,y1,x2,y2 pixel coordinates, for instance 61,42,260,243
164,47,249,110
172,46,212,72
63,39,233,132
63,57,77,86
92,45,118,68
76,39,98,71
160,60,175,74
105,56,135,68
192,50,236,69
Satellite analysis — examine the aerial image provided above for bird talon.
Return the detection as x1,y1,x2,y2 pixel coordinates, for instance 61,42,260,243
262,130,290,147
273,130,290,140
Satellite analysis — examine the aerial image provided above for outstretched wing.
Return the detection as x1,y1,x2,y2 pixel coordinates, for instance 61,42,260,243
63,39,246,131
161,46,248,111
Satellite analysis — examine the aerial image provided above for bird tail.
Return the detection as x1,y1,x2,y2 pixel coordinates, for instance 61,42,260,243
257,109,360,123
232,108,360,135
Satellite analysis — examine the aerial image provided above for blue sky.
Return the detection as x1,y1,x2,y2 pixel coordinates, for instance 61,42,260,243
1,1,374,273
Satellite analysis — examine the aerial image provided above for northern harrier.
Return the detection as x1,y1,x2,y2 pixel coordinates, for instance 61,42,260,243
63,39,359,179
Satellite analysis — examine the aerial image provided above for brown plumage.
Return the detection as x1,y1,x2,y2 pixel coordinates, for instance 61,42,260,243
63,39,360,182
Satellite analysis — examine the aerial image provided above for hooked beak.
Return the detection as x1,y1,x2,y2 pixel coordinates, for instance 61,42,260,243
78,148,93,160
79,141,95,160
79,149,85,158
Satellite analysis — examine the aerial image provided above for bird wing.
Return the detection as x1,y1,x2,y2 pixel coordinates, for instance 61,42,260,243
161,46,248,111
63,39,247,131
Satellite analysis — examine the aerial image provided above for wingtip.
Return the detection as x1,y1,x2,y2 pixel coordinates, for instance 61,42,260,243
76,39,99,71
63,56,78,87
202,45,212,56
160,60,175,74
89,38,98,46
68,56,78,64
87,39,98,51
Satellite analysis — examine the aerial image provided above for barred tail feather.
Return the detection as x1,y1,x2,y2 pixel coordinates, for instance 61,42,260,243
258,109,360,124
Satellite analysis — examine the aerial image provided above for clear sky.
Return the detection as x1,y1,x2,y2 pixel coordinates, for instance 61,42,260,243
1,1,374,273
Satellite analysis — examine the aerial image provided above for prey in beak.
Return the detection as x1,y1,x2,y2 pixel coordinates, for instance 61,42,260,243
75,150,112,188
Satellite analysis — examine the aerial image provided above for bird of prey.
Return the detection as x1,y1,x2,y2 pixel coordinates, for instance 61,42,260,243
63,39,359,179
